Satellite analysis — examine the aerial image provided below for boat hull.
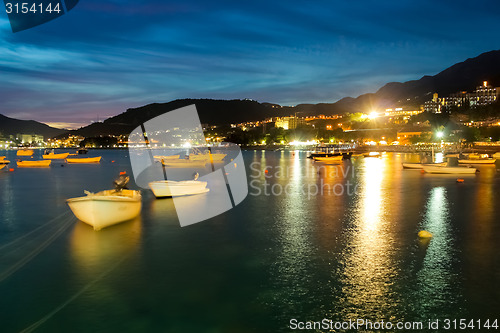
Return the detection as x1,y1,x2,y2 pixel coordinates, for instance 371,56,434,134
314,156,343,163
402,162,447,169
0,164,5,170
423,166,477,174
43,153,70,160
66,157,102,163
458,159,496,164
67,190,142,230
17,150,34,156
161,160,207,168
189,153,226,162
149,181,209,197
17,160,51,167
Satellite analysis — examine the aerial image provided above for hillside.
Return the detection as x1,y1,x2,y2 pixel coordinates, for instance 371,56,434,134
0,114,66,139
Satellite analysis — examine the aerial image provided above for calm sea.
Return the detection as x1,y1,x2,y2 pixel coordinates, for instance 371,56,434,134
0,149,499,332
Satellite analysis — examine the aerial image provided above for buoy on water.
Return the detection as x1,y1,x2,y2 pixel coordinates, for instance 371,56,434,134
456,178,464,183
418,230,433,238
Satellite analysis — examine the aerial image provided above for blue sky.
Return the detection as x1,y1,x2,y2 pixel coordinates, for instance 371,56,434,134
1,0,500,128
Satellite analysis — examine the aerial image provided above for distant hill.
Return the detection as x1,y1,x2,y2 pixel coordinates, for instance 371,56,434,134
66,49,500,137
0,114,65,139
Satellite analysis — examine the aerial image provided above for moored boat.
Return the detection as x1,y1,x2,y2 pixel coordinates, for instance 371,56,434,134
313,155,343,163
149,180,209,198
402,162,447,169
154,155,180,160
493,152,500,159
67,174,142,230
42,150,69,160
0,164,5,170
17,149,34,156
189,153,226,162
17,160,51,168
0,157,9,164
422,165,477,174
66,156,102,164
161,159,207,168
458,158,496,164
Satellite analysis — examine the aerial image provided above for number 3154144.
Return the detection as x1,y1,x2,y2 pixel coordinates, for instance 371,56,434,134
5,3,61,14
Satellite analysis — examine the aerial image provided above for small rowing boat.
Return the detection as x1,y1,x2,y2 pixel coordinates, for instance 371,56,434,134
17,160,51,168
42,150,69,160
314,155,343,163
149,180,209,197
422,165,477,174
17,149,34,156
66,174,142,230
402,162,447,169
458,158,496,164
66,156,102,164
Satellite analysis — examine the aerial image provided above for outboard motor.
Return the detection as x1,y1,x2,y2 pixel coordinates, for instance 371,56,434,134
114,172,130,191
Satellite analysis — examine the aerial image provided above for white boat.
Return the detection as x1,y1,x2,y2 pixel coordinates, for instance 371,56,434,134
17,160,51,167
458,158,496,164
422,165,477,174
153,155,180,160
402,162,447,169
314,155,343,163
67,189,142,230
161,159,207,168
189,153,226,162
149,180,209,198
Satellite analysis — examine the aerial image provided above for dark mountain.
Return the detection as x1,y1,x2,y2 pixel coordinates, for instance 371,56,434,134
0,114,65,139
374,49,500,106
69,49,500,137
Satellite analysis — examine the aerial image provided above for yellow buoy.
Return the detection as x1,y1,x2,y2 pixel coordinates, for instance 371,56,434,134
418,230,433,238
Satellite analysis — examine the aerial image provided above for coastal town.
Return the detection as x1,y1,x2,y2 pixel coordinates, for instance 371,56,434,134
1,81,500,150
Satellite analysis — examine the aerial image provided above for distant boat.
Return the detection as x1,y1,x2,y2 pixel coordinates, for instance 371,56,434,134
458,158,496,164
42,150,69,160
189,153,226,162
149,180,209,198
153,155,180,160
17,160,51,168
161,159,207,168
77,148,88,155
402,162,447,169
66,156,102,164
67,189,141,230
313,155,343,163
67,174,141,230
17,149,34,157
422,165,477,174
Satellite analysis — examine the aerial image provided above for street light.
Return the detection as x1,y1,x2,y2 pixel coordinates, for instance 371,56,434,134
436,131,444,138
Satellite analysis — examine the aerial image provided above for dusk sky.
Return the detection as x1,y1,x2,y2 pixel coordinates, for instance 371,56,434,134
1,0,500,128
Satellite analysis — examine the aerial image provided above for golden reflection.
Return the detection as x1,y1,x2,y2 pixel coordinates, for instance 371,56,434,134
70,217,142,276
414,187,459,316
340,157,400,320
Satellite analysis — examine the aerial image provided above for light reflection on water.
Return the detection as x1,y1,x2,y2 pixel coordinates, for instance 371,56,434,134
0,150,499,331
